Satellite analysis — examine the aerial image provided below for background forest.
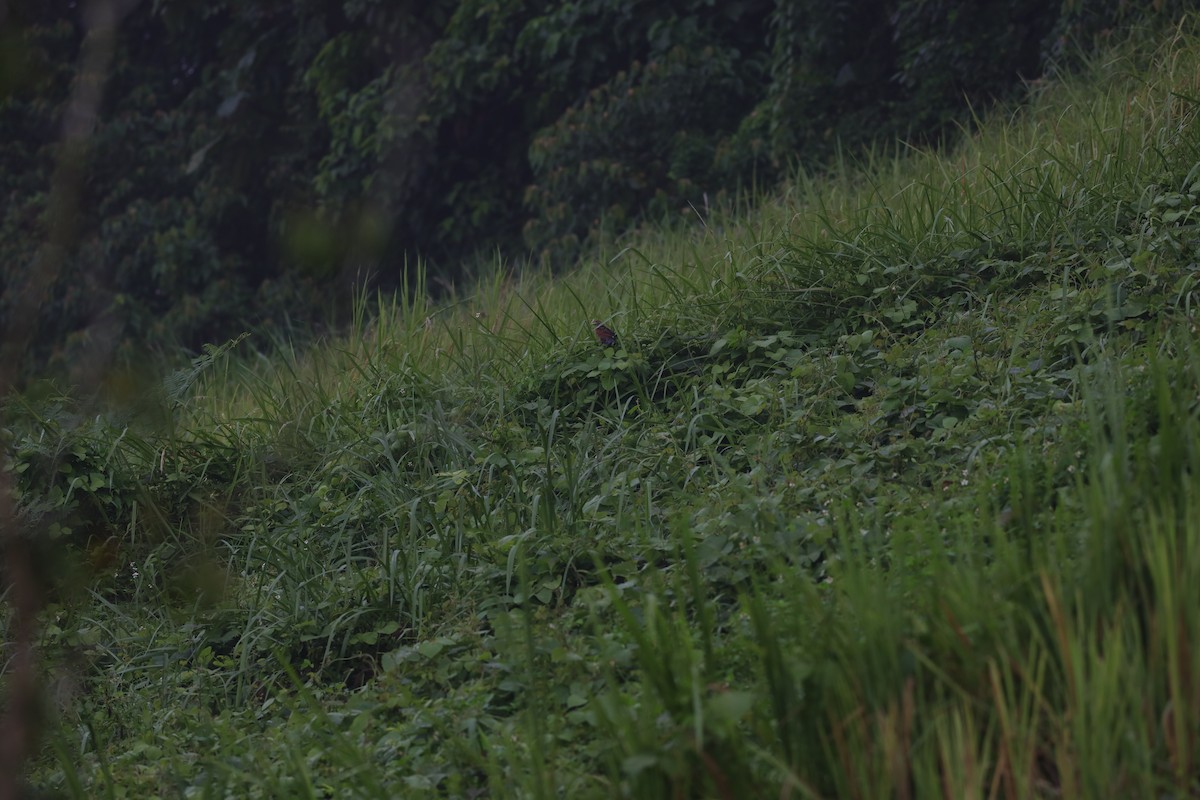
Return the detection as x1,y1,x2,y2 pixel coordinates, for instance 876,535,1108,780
0,0,1179,371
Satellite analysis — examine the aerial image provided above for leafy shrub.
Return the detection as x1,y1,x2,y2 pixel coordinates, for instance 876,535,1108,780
765,0,1059,160
1048,0,1197,61
524,44,757,262
890,0,1057,135
763,0,897,160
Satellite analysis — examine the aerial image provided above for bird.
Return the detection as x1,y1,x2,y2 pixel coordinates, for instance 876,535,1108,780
592,319,619,348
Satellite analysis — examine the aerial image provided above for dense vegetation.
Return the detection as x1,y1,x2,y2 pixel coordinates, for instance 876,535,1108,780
0,0,1186,369
4,15,1200,796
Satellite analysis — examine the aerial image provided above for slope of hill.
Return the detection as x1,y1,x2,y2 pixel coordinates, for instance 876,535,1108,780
9,20,1200,798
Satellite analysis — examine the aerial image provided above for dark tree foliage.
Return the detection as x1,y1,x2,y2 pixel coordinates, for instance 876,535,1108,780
0,0,1186,372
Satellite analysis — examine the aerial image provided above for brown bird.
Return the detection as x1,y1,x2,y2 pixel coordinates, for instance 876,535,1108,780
592,319,619,348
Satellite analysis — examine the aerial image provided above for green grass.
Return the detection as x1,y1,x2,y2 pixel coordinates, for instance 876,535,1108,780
7,19,1200,799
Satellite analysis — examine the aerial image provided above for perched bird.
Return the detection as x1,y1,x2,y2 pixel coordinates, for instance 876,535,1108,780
592,319,619,348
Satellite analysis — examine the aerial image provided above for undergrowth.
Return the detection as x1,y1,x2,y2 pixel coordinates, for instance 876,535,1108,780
5,19,1200,799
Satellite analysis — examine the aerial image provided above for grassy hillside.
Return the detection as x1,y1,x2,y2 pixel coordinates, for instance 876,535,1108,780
8,20,1200,798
